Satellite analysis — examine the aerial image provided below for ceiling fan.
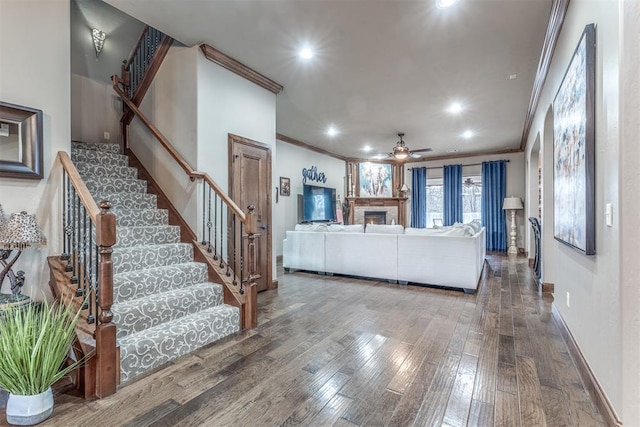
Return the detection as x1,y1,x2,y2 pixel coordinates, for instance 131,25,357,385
388,133,432,160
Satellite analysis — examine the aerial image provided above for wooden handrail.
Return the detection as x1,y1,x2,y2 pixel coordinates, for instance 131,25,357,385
112,80,246,222
124,25,150,70
58,151,100,222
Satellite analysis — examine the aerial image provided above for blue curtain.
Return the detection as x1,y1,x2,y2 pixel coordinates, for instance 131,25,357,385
411,167,426,228
482,160,507,251
443,164,463,225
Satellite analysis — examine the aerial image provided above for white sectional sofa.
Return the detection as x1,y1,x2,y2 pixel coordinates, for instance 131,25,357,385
282,222,486,293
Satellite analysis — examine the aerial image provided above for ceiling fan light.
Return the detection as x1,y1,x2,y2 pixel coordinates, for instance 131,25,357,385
393,147,410,159
436,0,459,9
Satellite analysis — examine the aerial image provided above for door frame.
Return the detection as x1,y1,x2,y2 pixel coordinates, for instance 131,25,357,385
228,133,274,291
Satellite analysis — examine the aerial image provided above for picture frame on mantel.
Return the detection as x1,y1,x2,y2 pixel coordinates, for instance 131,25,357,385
552,23,596,255
0,101,43,180
357,162,393,198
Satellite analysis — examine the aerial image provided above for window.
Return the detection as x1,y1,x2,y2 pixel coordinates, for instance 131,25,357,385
424,175,482,227
462,175,482,223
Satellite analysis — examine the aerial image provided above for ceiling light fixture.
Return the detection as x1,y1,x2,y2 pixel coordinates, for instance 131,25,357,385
448,102,463,114
436,0,459,9
462,130,474,139
388,133,432,160
363,145,372,152
299,47,314,60
92,28,106,58
326,126,338,137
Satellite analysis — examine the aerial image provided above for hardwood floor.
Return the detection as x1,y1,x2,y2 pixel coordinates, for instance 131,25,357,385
5,254,604,426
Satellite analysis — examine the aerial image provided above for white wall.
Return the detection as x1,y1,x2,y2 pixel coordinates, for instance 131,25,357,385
274,140,346,256
71,74,122,144
404,152,526,247
524,0,623,417
0,0,71,299
129,45,200,231
196,50,277,278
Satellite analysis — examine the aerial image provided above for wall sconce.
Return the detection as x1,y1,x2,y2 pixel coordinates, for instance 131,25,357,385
92,28,106,58
0,208,47,295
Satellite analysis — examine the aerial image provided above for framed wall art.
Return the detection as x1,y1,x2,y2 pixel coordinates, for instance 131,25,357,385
0,102,43,179
553,23,596,255
279,177,290,196
358,162,393,198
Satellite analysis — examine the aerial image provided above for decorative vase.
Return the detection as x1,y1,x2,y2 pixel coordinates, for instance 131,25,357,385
6,388,53,426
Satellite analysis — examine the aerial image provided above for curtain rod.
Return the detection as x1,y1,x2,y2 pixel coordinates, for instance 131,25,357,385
407,159,510,171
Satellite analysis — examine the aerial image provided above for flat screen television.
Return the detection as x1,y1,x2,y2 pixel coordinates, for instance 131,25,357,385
302,184,336,222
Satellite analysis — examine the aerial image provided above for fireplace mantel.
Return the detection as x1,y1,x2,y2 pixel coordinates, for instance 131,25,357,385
346,197,407,226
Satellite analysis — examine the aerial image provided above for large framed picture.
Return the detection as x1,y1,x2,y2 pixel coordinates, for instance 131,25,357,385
0,102,43,179
358,162,393,197
553,24,596,255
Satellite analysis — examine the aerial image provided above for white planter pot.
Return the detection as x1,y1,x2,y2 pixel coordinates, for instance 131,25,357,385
6,388,53,426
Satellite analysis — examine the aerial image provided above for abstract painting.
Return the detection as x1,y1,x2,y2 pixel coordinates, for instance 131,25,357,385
358,162,392,197
553,24,596,255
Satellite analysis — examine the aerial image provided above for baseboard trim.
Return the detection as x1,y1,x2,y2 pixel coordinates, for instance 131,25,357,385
551,304,622,426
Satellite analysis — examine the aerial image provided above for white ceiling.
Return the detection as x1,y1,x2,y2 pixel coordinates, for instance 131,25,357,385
104,0,552,160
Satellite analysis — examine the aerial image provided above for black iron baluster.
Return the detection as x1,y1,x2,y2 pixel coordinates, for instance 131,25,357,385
71,188,79,288
232,215,237,286
207,186,213,253
213,194,218,260
93,240,99,325
239,222,244,293
61,171,69,261
81,207,89,309
219,195,224,269
226,208,231,277
201,182,206,245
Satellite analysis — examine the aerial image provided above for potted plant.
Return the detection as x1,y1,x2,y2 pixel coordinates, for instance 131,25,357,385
0,300,82,425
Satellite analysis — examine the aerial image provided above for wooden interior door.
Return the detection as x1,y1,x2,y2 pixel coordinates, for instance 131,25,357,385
229,134,272,292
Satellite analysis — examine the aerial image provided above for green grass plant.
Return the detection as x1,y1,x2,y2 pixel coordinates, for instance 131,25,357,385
0,299,82,396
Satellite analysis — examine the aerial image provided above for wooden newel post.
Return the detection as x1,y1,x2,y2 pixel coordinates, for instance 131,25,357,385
244,205,258,329
95,201,117,397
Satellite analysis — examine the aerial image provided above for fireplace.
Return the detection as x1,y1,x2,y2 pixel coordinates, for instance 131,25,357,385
364,211,387,225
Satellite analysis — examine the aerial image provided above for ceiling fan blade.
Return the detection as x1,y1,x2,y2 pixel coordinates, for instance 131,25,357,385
411,148,433,153
409,153,422,159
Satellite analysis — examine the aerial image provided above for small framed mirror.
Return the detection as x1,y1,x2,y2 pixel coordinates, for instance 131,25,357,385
0,101,43,179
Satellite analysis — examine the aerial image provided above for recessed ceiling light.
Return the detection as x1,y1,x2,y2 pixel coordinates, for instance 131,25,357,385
363,145,372,152
299,47,314,60
462,130,474,139
447,102,463,114
436,0,459,9
326,126,338,137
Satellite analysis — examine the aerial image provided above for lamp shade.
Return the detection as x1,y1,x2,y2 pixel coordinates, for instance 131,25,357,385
400,184,409,192
503,196,523,210
0,211,47,250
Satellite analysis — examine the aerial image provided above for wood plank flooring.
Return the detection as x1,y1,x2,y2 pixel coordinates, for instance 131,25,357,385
2,254,604,426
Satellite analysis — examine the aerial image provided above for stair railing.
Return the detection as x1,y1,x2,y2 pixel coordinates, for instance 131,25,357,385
56,151,118,398
119,26,174,150
111,78,259,329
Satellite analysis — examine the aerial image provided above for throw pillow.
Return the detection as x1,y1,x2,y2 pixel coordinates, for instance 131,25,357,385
366,224,404,234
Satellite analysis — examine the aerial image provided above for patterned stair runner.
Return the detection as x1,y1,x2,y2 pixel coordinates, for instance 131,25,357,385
71,141,239,383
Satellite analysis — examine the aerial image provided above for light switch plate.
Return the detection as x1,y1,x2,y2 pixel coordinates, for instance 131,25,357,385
605,203,613,227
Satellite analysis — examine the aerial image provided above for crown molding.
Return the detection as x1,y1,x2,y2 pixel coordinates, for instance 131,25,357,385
276,133,348,161
520,0,570,150
200,44,283,94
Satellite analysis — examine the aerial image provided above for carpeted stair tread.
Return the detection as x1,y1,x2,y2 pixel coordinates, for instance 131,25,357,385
91,192,157,210
71,148,129,166
72,141,121,153
113,262,209,303
111,208,168,227
115,225,181,248
84,177,147,194
76,163,138,180
112,243,193,274
113,282,224,339
118,304,240,382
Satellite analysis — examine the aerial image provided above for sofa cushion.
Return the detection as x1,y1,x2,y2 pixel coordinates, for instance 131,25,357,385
466,220,482,233
327,224,365,233
405,226,473,237
365,224,404,234
295,223,329,232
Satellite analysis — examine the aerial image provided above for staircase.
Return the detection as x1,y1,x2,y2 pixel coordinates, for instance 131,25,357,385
70,140,240,383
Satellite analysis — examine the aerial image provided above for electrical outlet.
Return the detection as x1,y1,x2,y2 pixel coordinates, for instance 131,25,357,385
104,131,110,140
566,291,571,308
